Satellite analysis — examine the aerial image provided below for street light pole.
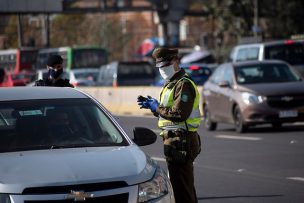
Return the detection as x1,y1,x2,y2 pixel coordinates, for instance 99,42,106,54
17,14,23,48
253,0,259,42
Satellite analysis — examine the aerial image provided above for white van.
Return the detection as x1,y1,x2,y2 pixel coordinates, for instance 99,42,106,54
229,40,304,76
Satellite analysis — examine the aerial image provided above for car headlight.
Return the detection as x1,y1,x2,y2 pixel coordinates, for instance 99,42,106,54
138,166,173,202
241,92,266,104
0,194,11,203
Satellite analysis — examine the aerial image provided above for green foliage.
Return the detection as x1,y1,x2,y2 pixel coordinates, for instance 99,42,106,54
51,14,86,46
4,16,18,48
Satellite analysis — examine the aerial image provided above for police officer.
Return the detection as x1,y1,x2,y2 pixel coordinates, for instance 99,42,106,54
138,48,201,203
34,55,73,87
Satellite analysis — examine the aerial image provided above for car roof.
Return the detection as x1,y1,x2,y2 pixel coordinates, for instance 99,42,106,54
0,87,88,101
69,68,99,73
232,60,287,67
235,39,303,48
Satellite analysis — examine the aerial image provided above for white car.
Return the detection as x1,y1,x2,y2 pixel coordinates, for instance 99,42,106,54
68,68,99,86
0,87,175,203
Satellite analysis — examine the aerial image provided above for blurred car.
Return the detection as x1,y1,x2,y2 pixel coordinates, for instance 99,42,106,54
0,71,34,87
229,39,304,76
0,87,175,203
154,63,216,86
68,68,99,87
97,61,155,87
202,60,304,133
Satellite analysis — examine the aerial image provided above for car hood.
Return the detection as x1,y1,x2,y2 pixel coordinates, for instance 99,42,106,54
0,145,156,194
237,81,304,96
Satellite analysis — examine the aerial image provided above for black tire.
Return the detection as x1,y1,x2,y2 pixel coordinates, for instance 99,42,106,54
233,106,247,133
272,123,282,129
203,105,217,131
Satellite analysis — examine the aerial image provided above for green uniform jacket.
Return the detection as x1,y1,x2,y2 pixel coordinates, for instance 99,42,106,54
155,68,196,123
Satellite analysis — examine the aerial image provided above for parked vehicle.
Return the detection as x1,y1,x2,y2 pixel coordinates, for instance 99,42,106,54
0,48,37,74
0,87,175,203
0,70,34,87
229,39,304,76
154,63,216,86
97,61,155,87
68,68,99,86
202,60,304,133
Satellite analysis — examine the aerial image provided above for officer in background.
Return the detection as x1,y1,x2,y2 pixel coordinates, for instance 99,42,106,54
34,55,73,87
138,48,201,203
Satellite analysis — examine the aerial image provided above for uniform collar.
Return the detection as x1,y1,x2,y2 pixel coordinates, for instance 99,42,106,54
163,69,186,88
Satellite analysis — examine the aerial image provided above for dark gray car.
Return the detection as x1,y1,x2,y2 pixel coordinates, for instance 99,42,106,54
202,60,304,133
97,61,155,87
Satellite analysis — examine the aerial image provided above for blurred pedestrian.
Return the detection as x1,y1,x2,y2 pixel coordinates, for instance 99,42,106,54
34,55,73,87
137,47,201,203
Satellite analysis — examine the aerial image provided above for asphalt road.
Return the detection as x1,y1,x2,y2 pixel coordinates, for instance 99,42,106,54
116,115,304,203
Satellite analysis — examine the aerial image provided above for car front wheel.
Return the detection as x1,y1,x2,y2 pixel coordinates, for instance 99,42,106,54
233,106,247,133
203,105,217,131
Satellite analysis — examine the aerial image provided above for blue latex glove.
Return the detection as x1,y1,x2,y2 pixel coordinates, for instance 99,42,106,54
137,95,149,109
147,96,159,112
138,100,150,109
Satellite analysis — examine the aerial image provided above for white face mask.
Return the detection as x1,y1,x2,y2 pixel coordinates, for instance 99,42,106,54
159,64,175,80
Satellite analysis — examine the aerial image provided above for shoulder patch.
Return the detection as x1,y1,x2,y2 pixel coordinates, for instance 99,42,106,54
181,94,189,102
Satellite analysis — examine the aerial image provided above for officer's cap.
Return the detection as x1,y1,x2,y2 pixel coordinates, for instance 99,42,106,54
47,55,63,67
152,48,178,68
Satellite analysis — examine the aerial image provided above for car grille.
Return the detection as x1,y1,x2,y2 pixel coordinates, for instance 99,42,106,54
22,182,128,195
267,95,304,109
24,193,129,203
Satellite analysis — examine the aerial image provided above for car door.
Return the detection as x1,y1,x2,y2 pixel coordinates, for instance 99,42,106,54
204,65,226,119
216,64,235,122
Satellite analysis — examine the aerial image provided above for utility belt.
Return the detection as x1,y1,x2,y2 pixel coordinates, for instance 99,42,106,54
161,129,201,165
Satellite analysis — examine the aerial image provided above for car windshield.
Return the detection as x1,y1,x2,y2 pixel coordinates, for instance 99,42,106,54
11,73,34,81
183,67,212,85
235,63,301,84
118,63,154,79
264,43,304,65
0,98,128,153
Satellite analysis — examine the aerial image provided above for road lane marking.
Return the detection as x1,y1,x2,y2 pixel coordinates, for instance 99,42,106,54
237,169,246,173
215,135,262,141
287,177,304,182
151,157,166,162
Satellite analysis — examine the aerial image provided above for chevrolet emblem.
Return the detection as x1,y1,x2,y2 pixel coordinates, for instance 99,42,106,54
281,96,293,102
66,190,94,201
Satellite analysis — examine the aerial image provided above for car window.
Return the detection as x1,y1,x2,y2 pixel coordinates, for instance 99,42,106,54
235,63,301,84
264,43,304,65
223,65,233,85
118,63,154,79
0,98,128,153
210,65,225,84
236,48,247,61
236,47,259,62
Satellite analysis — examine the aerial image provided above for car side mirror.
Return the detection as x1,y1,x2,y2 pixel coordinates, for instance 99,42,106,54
218,80,230,88
133,127,157,146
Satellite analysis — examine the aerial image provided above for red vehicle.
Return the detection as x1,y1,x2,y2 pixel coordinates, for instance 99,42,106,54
0,71,34,87
0,48,38,74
